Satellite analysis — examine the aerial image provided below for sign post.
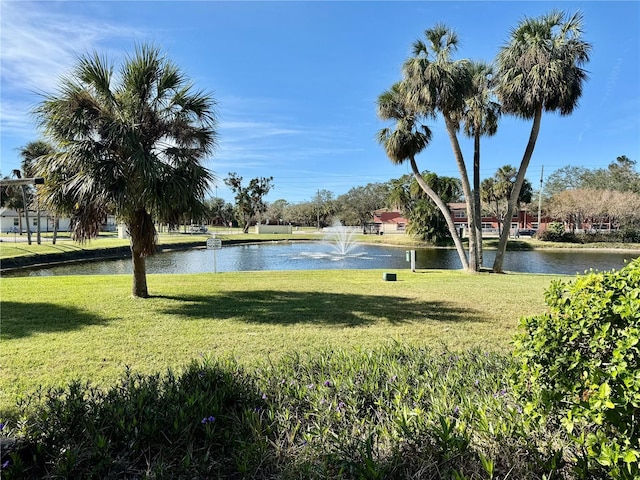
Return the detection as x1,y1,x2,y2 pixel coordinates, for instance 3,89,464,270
206,236,222,273
405,250,416,272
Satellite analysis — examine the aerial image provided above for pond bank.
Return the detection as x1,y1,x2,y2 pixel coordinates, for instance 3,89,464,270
0,241,207,273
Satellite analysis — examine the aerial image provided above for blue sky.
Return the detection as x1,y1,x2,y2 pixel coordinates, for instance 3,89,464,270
1,1,638,204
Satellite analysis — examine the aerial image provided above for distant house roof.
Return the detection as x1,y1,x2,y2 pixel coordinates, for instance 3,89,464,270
373,209,408,225
0,207,66,218
0,208,20,217
447,203,467,210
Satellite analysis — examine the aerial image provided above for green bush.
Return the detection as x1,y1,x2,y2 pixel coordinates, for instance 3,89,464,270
513,258,640,479
620,226,640,244
538,222,580,243
574,228,640,244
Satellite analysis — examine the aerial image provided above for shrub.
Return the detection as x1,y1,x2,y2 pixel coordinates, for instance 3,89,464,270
620,226,640,244
537,222,581,243
512,258,640,479
574,228,640,244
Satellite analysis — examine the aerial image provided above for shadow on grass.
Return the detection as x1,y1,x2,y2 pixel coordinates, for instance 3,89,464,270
1,302,108,339
157,290,487,327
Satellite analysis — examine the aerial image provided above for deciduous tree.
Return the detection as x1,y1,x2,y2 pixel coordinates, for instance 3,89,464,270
335,183,389,226
224,173,273,233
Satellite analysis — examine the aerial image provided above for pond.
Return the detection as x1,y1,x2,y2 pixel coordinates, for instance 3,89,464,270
7,241,638,277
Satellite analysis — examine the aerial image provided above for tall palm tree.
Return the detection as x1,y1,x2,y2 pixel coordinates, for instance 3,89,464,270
401,25,479,271
377,82,469,270
19,141,55,245
492,10,591,272
35,44,218,297
461,61,501,267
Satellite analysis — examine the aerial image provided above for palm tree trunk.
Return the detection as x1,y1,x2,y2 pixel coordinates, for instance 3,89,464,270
493,105,543,273
128,211,155,298
410,157,469,271
473,133,483,267
36,202,41,245
52,216,58,245
131,248,149,298
21,185,32,245
443,116,477,271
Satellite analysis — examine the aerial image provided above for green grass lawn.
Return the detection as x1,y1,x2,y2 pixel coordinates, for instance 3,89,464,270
0,269,567,415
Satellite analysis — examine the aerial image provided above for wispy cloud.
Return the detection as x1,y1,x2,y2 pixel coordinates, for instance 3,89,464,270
0,99,39,137
599,56,623,108
212,96,363,171
0,1,144,139
220,120,306,140
1,2,143,93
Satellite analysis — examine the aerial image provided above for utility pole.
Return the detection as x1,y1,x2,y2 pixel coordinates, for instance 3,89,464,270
316,189,320,231
537,166,544,231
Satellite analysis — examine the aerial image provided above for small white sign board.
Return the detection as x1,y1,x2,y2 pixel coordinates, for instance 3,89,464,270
206,238,222,250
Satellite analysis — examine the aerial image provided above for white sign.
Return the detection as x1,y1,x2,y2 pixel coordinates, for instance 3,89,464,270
206,238,222,250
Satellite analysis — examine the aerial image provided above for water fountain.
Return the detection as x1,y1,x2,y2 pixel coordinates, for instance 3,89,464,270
324,223,360,256
287,222,367,262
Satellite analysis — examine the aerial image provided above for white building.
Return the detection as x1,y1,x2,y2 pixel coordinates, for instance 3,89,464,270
0,208,71,234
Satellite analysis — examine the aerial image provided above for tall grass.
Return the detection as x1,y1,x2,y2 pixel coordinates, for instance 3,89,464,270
1,345,570,479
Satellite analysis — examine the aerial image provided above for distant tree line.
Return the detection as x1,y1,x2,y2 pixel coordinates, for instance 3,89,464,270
540,155,640,240
201,172,464,243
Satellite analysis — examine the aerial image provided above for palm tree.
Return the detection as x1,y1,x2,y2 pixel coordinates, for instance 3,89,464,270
377,82,469,270
483,166,534,236
401,25,479,271
409,173,463,243
3,173,26,237
387,176,413,212
461,61,501,267
495,165,518,202
35,44,218,297
492,10,591,272
19,141,55,245
480,177,500,234
10,169,34,245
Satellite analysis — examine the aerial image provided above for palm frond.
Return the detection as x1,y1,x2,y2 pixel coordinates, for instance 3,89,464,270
33,42,219,260
496,9,591,118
